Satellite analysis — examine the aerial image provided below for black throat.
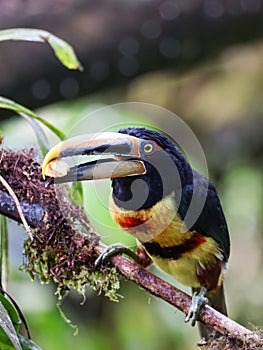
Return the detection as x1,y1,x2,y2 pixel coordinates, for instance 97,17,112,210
112,151,193,211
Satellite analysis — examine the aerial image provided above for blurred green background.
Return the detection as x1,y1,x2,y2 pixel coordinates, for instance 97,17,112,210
1,1,263,350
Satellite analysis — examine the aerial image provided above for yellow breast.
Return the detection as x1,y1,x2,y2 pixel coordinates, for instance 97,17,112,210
110,192,223,288
149,236,221,287
109,191,192,245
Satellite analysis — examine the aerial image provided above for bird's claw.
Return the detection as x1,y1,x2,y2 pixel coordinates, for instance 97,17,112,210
185,287,208,326
95,243,142,269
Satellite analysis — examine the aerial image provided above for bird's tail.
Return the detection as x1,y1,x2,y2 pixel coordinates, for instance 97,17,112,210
192,284,227,340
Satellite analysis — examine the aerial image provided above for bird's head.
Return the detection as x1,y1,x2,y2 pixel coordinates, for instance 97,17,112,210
42,128,193,210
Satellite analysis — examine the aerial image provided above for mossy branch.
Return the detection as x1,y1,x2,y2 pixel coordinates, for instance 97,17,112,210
0,148,262,349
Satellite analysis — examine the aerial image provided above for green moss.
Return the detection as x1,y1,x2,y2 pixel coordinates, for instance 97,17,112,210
21,236,121,305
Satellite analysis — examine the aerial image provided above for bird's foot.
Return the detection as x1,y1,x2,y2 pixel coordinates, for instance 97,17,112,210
185,287,208,326
95,243,142,268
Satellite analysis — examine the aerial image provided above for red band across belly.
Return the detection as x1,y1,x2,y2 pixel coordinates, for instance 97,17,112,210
143,232,206,260
114,215,147,229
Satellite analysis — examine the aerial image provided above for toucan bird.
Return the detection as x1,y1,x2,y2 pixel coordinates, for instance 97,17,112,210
42,127,230,340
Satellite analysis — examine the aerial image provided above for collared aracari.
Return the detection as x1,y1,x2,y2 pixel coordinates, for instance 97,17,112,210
42,127,230,339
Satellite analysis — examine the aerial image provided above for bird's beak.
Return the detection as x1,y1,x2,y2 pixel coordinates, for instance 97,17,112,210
42,132,146,183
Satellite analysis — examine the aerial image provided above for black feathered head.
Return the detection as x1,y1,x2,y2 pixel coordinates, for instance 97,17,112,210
111,127,193,210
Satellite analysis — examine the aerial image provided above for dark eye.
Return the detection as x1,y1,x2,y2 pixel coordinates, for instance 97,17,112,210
143,142,154,154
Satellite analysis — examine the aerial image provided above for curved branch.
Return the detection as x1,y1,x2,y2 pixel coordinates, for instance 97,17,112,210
95,243,261,348
0,189,45,228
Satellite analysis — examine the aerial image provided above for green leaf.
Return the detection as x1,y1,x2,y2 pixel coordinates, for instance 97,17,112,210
70,182,84,206
0,294,20,333
0,28,83,71
18,335,42,350
0,97,66,141
0,216,8,288
0,332,42,350
45,34,83,71
0,301,22,350
20,114,49,156
0,337,14,350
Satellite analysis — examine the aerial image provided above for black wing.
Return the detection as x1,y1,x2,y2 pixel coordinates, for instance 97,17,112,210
177,171,230,261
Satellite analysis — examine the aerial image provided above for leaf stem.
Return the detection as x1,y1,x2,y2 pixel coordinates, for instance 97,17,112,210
0,175,33,240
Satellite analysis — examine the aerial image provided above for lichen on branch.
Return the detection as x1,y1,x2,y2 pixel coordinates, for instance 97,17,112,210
0,148,121,302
